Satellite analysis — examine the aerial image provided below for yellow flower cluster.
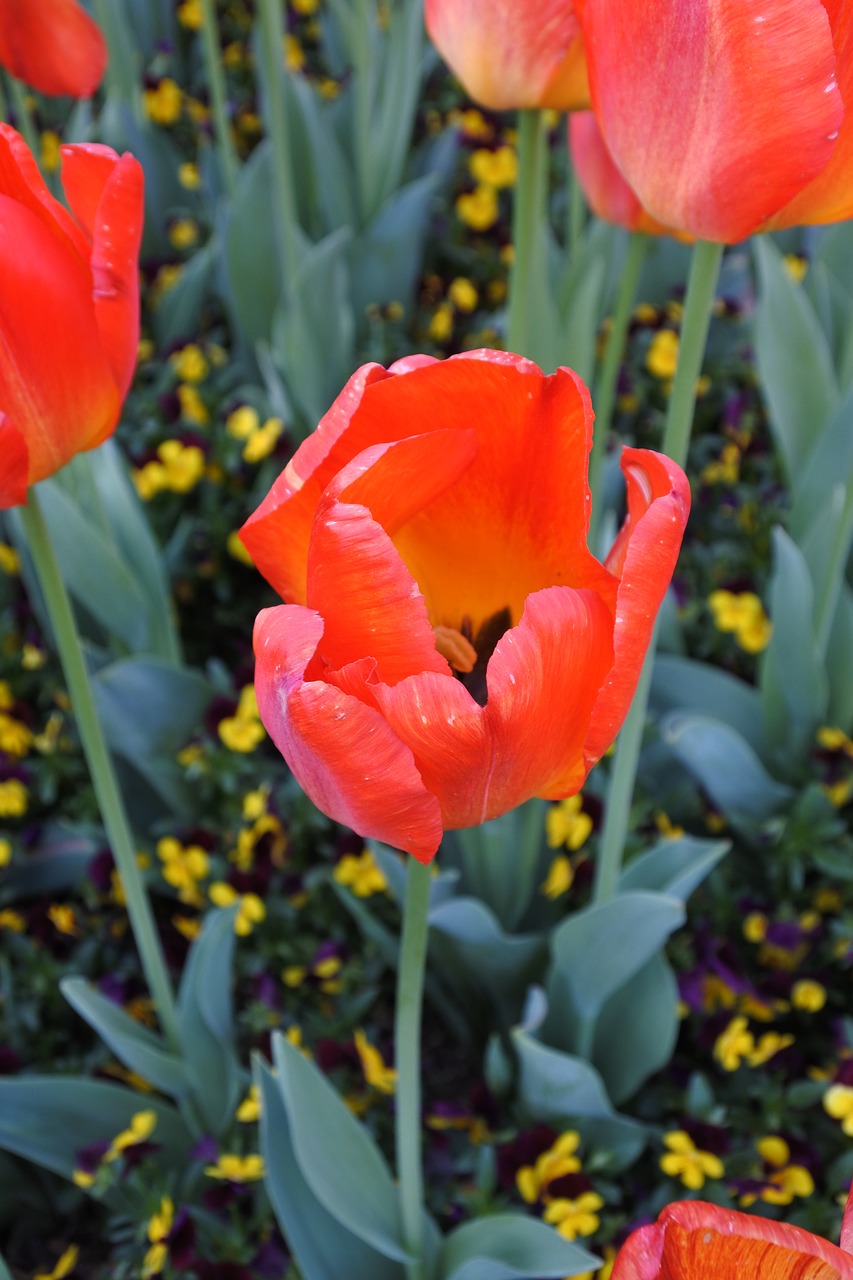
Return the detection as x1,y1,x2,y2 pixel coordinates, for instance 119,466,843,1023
209,881,266,935
660,1130,724,1190
205,1153,265,1181
333,848,388,897
144,78,183,125
354,1029,397,1094
739,1136,814,1207
713,1015,793,1071
133,440,207,499
708,589,773,653
142,1196,174,1278
218,685,266,753
157,835,210,906
702,442,741,486
515,1131,603,1241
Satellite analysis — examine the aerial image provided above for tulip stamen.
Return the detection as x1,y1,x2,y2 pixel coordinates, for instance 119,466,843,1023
433,625,478,674
433,607,513,708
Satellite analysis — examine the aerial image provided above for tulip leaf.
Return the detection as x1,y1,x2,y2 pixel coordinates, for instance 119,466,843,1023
257,1060,406,1280
0,1249,11,1280
543,891,684,1029
592,952,680,1105
177,907,243,1136
791,380,853,543
619,835,729,902
272,1033,409,1262
0,1078,191,1183
753,236,839,483
438,1214,599,1280
444,799,548,933
759,527,827,770
651,654,767,758
0,825,97,903
510,1029,646,1169
153,234,218,347
661,713,794,835
350,174,442,318
61,977,188,1101
825,585,853,731
222,141,284,352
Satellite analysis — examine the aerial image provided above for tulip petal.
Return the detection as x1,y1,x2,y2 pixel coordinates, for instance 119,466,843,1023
0,414,29,509
425,0,586,110
253,605,444,861
0,195,120,486
61,146,144,396
0,0,107,98
584,448,691,766
0,125,90,263
569,112,678,237
581,0,843,240
376,586,614,828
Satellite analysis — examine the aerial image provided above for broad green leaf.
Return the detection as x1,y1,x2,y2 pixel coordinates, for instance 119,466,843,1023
0,1078,190,1182
0,1250,11,1280
446,799,547,933
789,381,853,542
153,235,217,347
661,713,794,835
651,655,766,757
619,836,729,902
257,1060,404,1280
825,585,853,731
178,908,243,1135
62,977,187,1100
222,141,283,350
273,1033,409,1262
366,0,427,215
592,952,679,1104
0,826,96,903
759,527,827,769
438,1214,598,1280
511,1030,646,1168
544,892,684,1027
351,174,441,318
753,236,839,482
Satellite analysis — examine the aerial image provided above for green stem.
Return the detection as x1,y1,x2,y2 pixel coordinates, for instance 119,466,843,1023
256,0,301,300
19,487,181,1049
815,477,853,661
5,73,40,159
592,239,724,905
566,159,586,260
506,109,549,363
199,0,239,194
395,857,431,1280
588,232,648,551
91,0,135,108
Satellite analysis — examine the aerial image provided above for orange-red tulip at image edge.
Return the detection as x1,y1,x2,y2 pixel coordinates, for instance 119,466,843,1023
241,350,690,863
424,0,590,111
0,124,144,509
0,0,107,98
576,0,853,242
611,1188,853,1279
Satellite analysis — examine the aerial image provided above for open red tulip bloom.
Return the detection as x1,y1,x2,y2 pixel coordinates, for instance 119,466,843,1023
611,1192,853,1279
0,125,144,509
242,351,689,863
0,0,107,98
425,0,589,111
577,0,852,241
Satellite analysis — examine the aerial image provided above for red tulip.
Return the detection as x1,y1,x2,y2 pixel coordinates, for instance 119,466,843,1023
241,351,689,862
568,112,680,237
577,0,849,242
425,0,589,111
0,0,107,98
0,126,144,509
611,1194,853,1280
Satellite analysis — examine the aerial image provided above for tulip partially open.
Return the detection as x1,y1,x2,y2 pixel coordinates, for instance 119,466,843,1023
425,0,589,111
0,0,107,98
611,1193,853,1279
0,126,144,508
242,351,689,862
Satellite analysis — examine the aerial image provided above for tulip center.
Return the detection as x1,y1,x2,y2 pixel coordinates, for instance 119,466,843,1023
433,606,511,707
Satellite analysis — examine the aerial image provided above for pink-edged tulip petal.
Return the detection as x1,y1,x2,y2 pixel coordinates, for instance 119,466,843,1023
61,146,144,395
0,414,29,510
376,586,614,829
766,1,853,229
569,112,681,237
580,0,843,241
0,0,107,98
425,0,588,110
584,448,691,765
611,1199,853,1280
0,195,120,486
253,605,444,862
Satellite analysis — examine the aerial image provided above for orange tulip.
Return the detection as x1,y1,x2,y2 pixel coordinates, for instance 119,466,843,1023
611,1194,853,1280
0,0,107,98
577,0,850,242
425,0,590,111
568,111,679,237
241,351,689,862
0,126,144,509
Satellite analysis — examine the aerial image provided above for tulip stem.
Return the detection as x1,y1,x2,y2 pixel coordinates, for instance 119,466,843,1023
395,856,431,1280
256,0,301,302
814,473,853,662
4,74,40,161
19,486,181,1051
593,238,723,905
507,109,551,366
199,0,239,195
588,231,648,552
566,158,586,260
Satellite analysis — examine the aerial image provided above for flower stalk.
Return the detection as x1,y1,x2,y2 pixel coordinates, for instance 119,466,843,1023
506,108,550,365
